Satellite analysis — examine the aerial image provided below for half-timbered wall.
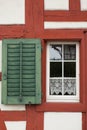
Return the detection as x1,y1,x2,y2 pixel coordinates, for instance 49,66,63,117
0,0,87,129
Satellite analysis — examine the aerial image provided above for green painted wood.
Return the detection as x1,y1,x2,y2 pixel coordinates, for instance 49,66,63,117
19,43,23,100
2,39,41,104
35,42,41,104
2,42,7,104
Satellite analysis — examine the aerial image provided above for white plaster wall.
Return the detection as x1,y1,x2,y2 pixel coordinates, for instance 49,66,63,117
44,0,69,10
5,121,26,130
44,112,82,130
80,0,87,10
0,0,25,24
0,41,25,111
44,22,87,29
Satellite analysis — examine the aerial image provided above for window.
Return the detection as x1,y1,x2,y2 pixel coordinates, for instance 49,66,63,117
46,41,79,102
2,39,41,104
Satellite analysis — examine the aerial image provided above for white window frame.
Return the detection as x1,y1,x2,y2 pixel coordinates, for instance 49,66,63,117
46,41,80,102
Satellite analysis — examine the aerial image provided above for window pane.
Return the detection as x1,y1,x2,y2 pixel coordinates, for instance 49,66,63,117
64,45,76,60
64,79,76,95
50,62,62,77
50,45,62,60
64,62,76,77
50,79,62,95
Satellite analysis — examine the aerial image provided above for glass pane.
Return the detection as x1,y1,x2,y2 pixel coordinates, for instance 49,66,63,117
64,79,76,95
64,62,76,77
64,45,76,60
50,45,62,60
50,79,62,95
50,62,62,77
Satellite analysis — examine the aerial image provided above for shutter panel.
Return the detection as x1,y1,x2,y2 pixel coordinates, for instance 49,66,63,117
2,39,41,104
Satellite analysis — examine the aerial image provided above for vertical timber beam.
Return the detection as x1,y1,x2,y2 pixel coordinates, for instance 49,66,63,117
32,0,44,38
69,0,80,11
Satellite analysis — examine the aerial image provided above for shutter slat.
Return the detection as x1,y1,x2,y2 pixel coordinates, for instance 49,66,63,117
8,88,20,92
23,92,35,96
8,66,20,70
22,62,35,66
8,57,20,61
8,92,19,96
8,53,20,57
8,79,20,83
22,88,35,92
23,57,35,61
23,48,35,52
8,75,20,79
22,66,35,70
22,44,35,48
22,83,35,87
8,49,19,53
23,79,35,83
22,75,35,79
22,70,35,74
8,44,20,48
8,62,20,66
23,53,35,57
7,83,19,87
8,70,20,74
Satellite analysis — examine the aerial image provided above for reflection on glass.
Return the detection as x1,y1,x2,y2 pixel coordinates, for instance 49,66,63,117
50,62,62,77
50,45,62,60
64,62,76,77
64,79,76,95
64,45,76,60
50,79,62,95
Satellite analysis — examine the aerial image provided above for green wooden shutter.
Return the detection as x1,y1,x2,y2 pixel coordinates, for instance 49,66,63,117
2,39,41,104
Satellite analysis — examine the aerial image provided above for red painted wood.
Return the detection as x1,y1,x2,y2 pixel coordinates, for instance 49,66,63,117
26,105,44,130
41,40,46,103
82,113,86,130
44,11,87,21
36,112,44,130
43,29,84,39
85,32,87,130
0,119,6,130
0,25,25,39
69,0,80,11
32,0,44,37
80,37,86,104
36,103,85,112
1,111,26,121
26,106,36,130
25,0,34,38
